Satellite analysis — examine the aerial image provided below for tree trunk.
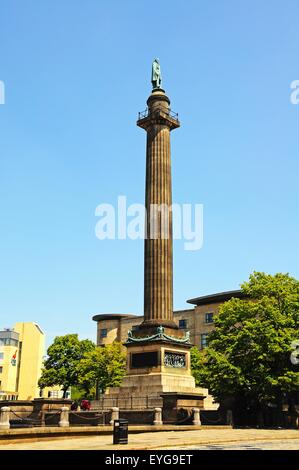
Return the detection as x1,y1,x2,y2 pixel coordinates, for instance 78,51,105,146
95,379,99,400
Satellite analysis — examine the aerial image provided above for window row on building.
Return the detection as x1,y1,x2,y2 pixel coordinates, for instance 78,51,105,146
178,312,214,330
99,313,214,339
93,290,246,351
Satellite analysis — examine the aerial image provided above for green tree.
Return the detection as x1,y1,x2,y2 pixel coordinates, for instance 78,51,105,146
69,385,88,402
77,342,126,396
190,345,206,386
192,272,299,416
39,334,95,397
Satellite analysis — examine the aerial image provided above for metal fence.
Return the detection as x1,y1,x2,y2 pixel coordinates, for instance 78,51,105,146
6,409,109,428
92,396,163,411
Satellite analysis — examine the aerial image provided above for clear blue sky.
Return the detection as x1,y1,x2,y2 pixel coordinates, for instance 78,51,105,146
0,1,298,346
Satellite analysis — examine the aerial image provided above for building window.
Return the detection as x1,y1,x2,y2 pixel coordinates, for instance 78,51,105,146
100,328,108,338
0,338,18,346
0,367,2,374
201,333,209,349
179,319,187,329
0,353,3,360
205,312,214,324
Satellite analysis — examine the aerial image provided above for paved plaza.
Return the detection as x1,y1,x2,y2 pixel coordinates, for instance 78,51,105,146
0,428,298,450
170,439,299,450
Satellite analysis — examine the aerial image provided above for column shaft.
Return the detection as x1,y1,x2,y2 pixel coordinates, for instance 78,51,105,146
144,124,173,326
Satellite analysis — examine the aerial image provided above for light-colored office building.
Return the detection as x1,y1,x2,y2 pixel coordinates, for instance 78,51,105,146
93,290,246,348
0,322,45,400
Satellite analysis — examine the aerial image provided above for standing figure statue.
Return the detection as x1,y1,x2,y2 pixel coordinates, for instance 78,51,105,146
151,58,162,89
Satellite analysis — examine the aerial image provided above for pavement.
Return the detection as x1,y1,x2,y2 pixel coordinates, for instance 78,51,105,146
168,439,299,450
0,428,298,450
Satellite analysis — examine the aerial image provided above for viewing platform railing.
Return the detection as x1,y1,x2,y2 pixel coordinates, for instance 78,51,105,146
138,108,179,121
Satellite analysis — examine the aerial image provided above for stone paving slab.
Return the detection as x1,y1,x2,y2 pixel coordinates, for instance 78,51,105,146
169,439,299,450
0,424,225,442
0,428,298,450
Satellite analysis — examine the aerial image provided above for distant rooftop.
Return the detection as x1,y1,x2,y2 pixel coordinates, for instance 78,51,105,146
187,289,246,306
92,313,138,322
0,329,19,341
92,291,246,322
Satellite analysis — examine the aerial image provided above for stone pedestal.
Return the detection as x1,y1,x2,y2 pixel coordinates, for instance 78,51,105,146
104,326,207,422
154,408,163,425
110,407,119,425
162,393,204,424
192,407,201,426
59,406,70,427
109,327,196,393
0,407,10,430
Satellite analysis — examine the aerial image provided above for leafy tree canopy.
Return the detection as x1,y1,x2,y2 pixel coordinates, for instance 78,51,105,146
77,342,126,395
191,272,299,408
39,334,95,397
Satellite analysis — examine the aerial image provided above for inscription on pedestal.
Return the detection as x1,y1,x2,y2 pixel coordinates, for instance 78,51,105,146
131,351,159,368
164,352,186,368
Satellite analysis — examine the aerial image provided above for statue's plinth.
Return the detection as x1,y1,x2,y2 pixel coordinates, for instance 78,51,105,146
151,87,165,93
104,326,208,421
124,325,193,378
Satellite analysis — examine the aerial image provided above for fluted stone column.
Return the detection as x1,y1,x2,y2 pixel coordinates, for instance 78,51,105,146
137,89,180,329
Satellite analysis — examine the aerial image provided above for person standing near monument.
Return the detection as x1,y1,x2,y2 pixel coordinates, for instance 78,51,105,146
80,398,91,411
